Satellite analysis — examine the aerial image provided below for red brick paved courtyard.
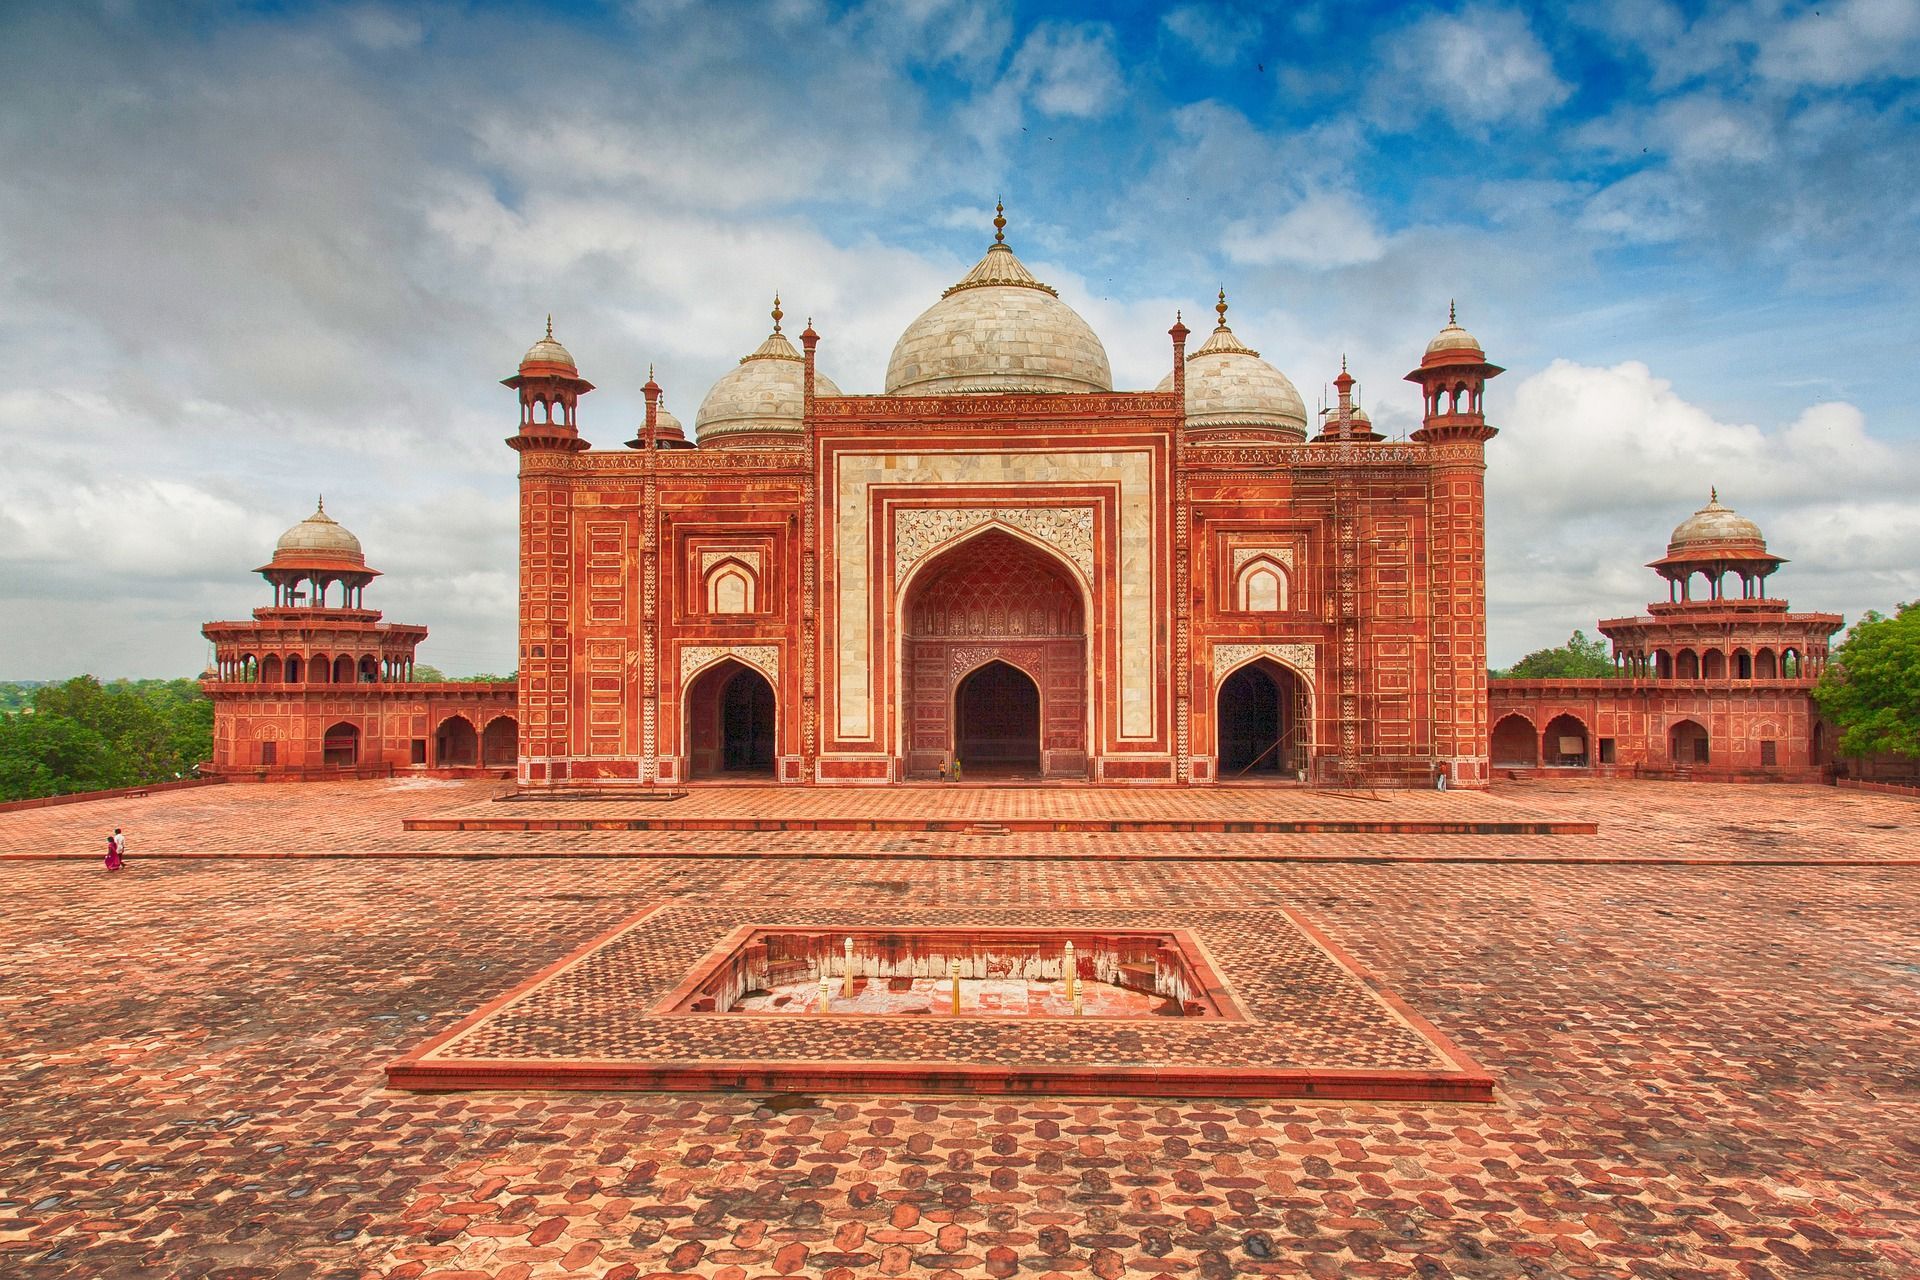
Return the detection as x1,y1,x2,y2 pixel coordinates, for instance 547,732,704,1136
1,780,1916,1278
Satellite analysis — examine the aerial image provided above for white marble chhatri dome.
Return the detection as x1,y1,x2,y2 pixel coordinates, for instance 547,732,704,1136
1155,291,1306,439
1668,490,1766,553
695,298,843,448
885,205,1111,397
273,498,364,562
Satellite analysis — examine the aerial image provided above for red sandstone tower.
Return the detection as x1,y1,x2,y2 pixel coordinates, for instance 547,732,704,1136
1407,306,1503,787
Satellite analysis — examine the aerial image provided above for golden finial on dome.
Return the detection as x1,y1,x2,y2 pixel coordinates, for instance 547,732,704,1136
545,314,554,340
648,363,654,380
771,293,783,334
1710,485,1718,504
1215,286,1228,328
316,494,325,514
993,197,1006,245
1341,353,1348,374
1448,299,1457,326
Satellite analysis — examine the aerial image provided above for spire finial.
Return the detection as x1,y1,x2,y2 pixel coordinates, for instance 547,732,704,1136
316,494,325,515
993,197,1006,245
1710,485,1718,504
1341,353,1348,374
1176,308,1182,323
1448,298,1457,325
1215,286,1228,328
545,314,553,340
648,362,655,380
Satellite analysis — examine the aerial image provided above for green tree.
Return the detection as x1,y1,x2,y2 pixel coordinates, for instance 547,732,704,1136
0,676,214,802
1497,630,1617,680
1814,603,1920,757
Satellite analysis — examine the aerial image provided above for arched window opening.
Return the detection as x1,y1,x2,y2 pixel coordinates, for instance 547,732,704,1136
707,564,756,614
332,655,355,684
1675,649,1700,680
285,655,303,683
1702,650,1727,679
262,654,284,684
1782,648,1800,678
1236,559,1288,612
1543,714,1590,767
1670,719,1710,766
1734,649,1752,680
310,654,331,684
322,722,359,767
359,655,379,683
435,716,479,767
1491,714,1538,767
481,716,518,766
1755,648,1778,679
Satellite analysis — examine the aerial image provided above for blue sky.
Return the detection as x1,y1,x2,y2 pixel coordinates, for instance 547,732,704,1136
2,0,1917,676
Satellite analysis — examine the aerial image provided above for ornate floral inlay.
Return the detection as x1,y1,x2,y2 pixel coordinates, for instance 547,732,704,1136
679,644,779,683
1231,546,1295,576
894,507,1095,587
1212,642,1316,682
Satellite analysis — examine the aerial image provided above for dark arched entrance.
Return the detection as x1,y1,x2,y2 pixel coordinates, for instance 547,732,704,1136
435,715,478,766
1216,660,1303,778
1670,719,1710,766
1490,714,1538,767
954,661,1040,775
322,721,359,767
481,716,518,766
900,529,1087,778
686,661,777,779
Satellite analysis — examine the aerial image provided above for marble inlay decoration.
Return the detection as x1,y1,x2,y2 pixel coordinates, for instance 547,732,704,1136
679,644,779,684
1231,546,1294,576
1212,642,1316,683
894,507,1095,588
700,549,764,576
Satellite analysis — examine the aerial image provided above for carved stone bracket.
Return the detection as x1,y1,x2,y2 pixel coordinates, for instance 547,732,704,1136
894,507,1095,588
1212,642,1316,683
679,644,779,684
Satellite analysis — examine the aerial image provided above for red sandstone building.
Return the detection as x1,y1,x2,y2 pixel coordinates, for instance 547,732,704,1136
1488,493,1842,781
200,501,516,778
499,213,1502,789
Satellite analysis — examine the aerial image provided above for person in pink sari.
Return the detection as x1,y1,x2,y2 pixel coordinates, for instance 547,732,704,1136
104,827,125,871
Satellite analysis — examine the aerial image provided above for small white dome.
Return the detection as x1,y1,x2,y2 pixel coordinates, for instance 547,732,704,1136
695,309,842,448
1423,303,1483,359
274,499,363,560
1669,491,1765,553
520,317,576,371
1154,297,1305,439
885,232,1111,396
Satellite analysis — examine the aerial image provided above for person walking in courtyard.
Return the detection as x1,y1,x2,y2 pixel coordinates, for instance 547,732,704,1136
104,827,126,871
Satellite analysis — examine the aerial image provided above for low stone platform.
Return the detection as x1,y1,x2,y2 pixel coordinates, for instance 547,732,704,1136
387,903,1495,1102
402,782,1597,837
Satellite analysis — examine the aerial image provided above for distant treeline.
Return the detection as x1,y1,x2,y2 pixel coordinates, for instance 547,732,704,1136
0,677,213,802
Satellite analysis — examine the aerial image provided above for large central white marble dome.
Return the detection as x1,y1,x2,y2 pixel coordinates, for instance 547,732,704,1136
885,224,1111,397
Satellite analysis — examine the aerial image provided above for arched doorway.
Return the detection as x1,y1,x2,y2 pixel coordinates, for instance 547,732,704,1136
1490,714,1538,767
685,660,777,779
322,721,359,767
435,715,478,766
1216,659,1307,778
481,716,518,766
1543,714,1590,767
953,661,1040,775
899,528,1087,778
1670,719,1710,766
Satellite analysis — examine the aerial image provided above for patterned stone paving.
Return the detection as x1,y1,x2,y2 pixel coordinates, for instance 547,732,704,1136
2,776,1916,863
0,784,1916,1277
391,905,1485,1099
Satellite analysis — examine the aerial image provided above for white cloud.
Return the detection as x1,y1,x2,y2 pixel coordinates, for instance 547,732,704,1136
1161,5,1262,66
1756,0,1920,86
1003,21,1123,118
1222,192,1388,269
1484,359,1920,662
1378,5,1571,129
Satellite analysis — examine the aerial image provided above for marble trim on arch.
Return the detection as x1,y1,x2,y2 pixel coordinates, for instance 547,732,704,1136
679,644,779,684
893,507,1095,588
833,448,1157,742
1230,547,1295,577
1212,642,1316,683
